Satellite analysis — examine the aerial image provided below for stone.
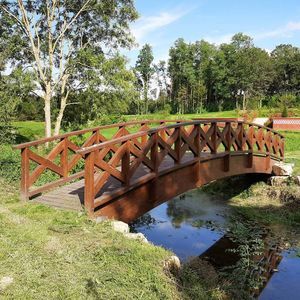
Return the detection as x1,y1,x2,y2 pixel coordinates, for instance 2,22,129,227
295,176,300,186
0,277,13,291
272,162,294,176
163,255,181,275
124,232,149,243
95,216,108,223
111,220,129,234
268,176,290,186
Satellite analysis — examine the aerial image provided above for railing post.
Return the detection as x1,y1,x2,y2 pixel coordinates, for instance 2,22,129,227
195,124,201,182
280,136,285,160
237,122,244,151
224,122,231,172
151,132,159,174
211,122,217,154
84,151,95,217
60,138,68,178
175,126,182,164
122,141,130,187
247,125,254,168
140,123,148,145
20,147,30,201
265,130,271,170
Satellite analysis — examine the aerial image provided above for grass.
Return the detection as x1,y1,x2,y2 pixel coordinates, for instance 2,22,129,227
0,181,226,299
3,109,298,298
203,175,300,227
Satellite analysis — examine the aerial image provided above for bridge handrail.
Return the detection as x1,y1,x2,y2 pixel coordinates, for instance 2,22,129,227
13,119,186,149
78,119,284,216
14,119,186,200
77,120,284,155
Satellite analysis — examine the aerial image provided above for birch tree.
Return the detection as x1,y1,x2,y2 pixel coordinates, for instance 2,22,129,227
0,0,138,137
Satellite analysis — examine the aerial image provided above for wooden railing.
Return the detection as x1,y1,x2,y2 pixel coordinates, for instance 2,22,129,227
13,120,185,200
77,120,284,216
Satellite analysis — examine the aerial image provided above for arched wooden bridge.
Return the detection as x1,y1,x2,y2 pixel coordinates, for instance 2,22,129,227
14,119,285,223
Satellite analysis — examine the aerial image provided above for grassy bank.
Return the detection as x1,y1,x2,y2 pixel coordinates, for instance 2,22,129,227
0,181,228,299
0,182,176,299
2,110,298,298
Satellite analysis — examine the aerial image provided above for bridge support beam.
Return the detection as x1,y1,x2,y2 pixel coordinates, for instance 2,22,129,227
93,154,277,223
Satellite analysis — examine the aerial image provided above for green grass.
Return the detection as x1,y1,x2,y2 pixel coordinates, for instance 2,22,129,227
0,182,225,299
281,131,300,175
3,110,299,298
13,121,45,143
203,176,300,227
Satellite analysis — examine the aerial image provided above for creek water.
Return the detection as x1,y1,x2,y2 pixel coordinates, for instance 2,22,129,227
130,188,300,299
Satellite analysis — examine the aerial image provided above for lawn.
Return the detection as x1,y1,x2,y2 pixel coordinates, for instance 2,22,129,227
0,181,181,299
1,110,298,298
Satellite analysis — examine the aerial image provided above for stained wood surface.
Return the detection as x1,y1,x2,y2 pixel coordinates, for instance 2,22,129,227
15,119,285,220
34,153,194,211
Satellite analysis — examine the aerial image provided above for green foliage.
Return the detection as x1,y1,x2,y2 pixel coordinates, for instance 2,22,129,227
282,104,288,117
167,35,300,114
0,145,20,183
135,44,155,114
221,218,265,298
63,53,138,127
0,0,139,136
0,68,35,143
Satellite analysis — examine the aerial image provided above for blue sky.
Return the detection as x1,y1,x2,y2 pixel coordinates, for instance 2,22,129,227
126,0,300,65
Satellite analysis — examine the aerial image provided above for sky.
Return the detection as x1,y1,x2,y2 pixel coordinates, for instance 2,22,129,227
126,0,300,65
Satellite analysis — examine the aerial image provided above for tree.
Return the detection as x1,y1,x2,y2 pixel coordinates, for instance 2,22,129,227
135,44,154,114
63,54,138,126
0,67,34,142
271,44,300,95
0,0,138,137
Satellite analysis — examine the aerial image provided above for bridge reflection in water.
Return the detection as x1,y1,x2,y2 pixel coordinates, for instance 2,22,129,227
14,119,284,222
131,188,300,299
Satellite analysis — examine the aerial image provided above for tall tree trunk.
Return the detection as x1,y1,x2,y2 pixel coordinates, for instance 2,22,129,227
44,87,52,138
54,96,67,136
242,92,246,111
144,82,148,114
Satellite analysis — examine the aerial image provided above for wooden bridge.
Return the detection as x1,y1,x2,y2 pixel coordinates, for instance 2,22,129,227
14,119,285,223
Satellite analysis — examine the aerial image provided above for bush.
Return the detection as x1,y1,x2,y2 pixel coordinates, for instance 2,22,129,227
282,105,288,117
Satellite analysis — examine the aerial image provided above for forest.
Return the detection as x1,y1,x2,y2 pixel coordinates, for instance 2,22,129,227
0,0,299,141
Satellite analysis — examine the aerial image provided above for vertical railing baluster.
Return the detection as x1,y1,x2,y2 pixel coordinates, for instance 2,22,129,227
21,147,30,201
224,122,231,172
237,122,243,151
151,132,159,174
247,125,254,168
141,122,147,145
122,141,130,187
60,137,68,178
281,136,285,160
265,130,271,170
84,151,95,217
211,122,217,154
195,124,201,182
175,126,182,164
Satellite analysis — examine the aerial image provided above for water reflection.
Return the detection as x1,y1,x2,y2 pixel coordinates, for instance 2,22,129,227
130,188,300,299
130,189,230,260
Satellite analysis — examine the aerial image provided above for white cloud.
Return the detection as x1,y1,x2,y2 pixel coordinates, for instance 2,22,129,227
132,10,188,43
200,21,300,47
254,21,300,40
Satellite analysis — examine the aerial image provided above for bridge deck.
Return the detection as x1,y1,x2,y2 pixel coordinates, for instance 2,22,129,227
34,153,195,211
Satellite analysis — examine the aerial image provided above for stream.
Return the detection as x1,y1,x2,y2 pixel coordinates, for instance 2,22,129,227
130,188,300,299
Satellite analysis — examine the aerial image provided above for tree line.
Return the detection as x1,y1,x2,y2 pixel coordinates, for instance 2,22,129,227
0,1,300,140
136,33,300,115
